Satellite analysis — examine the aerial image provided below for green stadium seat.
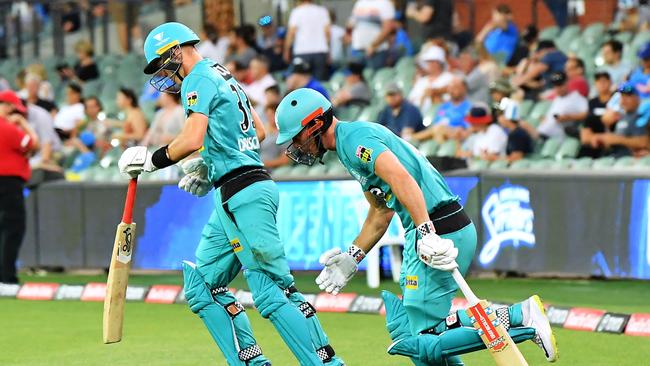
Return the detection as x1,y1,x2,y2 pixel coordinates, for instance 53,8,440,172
592,156,616,169
329,71,346,91
435,140,457,157
371,67,397,95
539,137,562,159
306,164,328,177
571,157,593,169
395,56,415,70
290,165,311,176
549,159,572,169
518,100,534,120
468,159,489,170
526,101,551,128
418,140,439,157
362,67,375,83
322,151,339,164
613,156,635,169
614,32,633,44
99,147,124,168
556,137,581,159
582,22,605,44
82,79,103,98
489,160,509,169
357,103,383,121
539,26,560,40
336,105,364,121
509,159,531,169
635,156,650,167
271,165,293,178
631,32,650,51
556,25,581,51
529,159,554,169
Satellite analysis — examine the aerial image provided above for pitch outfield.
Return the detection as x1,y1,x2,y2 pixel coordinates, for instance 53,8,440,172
1,273,648,366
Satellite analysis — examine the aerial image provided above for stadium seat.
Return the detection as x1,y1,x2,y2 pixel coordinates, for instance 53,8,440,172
539,137,563,159
488,160,509,169
306,164,328,177
582,22,605,44
526,101,551,128
518,100,534,120
327,161,349,176
614,31,633,44
418,140,438,157
613,156,635,169
99,147,124,168
336,104,364,121
82,79,103,98
321,151,339,164
329,71,346,91
592,156,616,169
422,104,441,127
529,159,554,169
556,25,581,53
357,103,383,121
539,25,560,40
271,165,293,178
635,155,650,167
371,67,397,95
509,159,531,169
571,157,593,169
467,159,489,170
363,67,375,83
550,159,572,170
435,140,457,157
556,137,581,159
395,56,415,70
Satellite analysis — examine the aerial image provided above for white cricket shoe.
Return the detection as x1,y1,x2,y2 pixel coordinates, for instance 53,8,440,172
522,295,559,362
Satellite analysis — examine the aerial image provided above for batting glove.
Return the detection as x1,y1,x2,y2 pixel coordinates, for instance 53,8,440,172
178,158,212,197
416,221,458,271
118,146,156,178
315,245,365,295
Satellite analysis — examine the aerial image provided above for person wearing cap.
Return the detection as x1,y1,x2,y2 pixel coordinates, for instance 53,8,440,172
256,15,278,53
628,41,650,99
592,82,650,157
376,82,424,138
119,22,344,366
409,45,453,111
284,0,331,80
599,40,632,89
579,71,614,158
536,70,588,139
0,90,39,284
332,61,371,108
286,57,330,99
456,102,507,159
496,98,533,162
489,77,513,105
476,4,518,64
348,0,396,69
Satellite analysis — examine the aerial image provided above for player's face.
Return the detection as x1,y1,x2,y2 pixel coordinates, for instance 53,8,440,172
292,127,319,155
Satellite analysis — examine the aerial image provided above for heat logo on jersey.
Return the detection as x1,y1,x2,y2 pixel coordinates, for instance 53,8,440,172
355,145,373,163
479,182,536,267
186,91,198,106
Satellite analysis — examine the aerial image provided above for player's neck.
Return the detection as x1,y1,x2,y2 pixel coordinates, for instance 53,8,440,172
321,118,338,151
181,49,204,76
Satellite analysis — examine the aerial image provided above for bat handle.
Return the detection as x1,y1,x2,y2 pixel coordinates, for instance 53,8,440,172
451,266,481,306
121,178,138,224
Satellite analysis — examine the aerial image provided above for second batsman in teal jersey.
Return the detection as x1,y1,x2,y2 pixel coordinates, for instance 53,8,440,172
274,88,559,365
118,23,343,366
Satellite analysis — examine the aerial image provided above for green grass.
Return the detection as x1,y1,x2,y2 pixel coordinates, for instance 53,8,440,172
2,273,649,365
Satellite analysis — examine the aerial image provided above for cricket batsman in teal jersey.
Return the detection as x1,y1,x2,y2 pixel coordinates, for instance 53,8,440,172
274,88,559,365
117,23,344,366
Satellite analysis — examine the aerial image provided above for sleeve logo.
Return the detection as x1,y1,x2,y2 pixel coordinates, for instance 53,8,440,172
355,145,373,163
186,91,198,106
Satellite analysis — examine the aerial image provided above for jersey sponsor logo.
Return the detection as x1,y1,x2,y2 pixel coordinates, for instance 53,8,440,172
186,91,198,106
405,275,418,290
238,136,260,152
479,183,536,267
230,238,243,253
355,145,373,163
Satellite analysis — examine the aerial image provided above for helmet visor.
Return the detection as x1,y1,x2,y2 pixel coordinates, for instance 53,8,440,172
149,45,183,94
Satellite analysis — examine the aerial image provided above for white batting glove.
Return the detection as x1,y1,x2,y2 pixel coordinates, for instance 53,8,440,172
178,158,212,197
315,245,364,295
118,146,156,178
416,221,458,271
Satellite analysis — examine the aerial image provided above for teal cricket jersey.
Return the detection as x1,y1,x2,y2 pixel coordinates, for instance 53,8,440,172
335,121,459,231
180,59,263,183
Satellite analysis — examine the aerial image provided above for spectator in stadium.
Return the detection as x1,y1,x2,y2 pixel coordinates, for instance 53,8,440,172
329,8,347,68
579,71,614,158
53,83,85,140
592,82,650,157
257,15,277,53
496,97,533,162
513,40,567,96
600,40,632,88
284,0,331,80
456,47,489,103
285,57,329,99
225,60,251,85
23,64,54,101
24,100,62,174
457,102,507,159
408,45,453,112
476,44,501,85
535,71,589,139
23,73,57,113
242,55,277,113
614,0,650,33
55,63,75,98
628,42,650,99
264,27,289,73
488,78,513,106
111,87,148,147
142,93,184,148
0,90,39,284
405,0,453,43
387,14,414,64
505,25,538,75
412,76,471,142
73,40,99,83
225,24,258,68
476,4,518,64
197,24,229,64
331,61,371,108
80,96,111,154
264,85,282,108
376,82,424,138
106,0,142,54
564,57,589,98
261,102,291,169
348,0,396,69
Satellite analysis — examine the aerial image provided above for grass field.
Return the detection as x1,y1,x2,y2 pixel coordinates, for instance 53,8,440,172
1,272,649,366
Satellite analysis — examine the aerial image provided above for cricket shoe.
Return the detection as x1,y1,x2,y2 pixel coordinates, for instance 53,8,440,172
522,295,558,362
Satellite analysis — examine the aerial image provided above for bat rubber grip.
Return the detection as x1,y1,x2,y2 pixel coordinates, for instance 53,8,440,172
121,178,138,224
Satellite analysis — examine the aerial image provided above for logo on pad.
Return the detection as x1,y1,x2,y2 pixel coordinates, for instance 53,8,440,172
230,238,243,253
405,275,418,290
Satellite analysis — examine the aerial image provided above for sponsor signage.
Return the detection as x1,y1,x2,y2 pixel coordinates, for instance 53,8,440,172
55,285,84,300
625,313,650,337
81,282,107,302
349,295,384,314
564,308,606,331
596,313,630,334
314,293,356,313
126,286,149,301
17,283,59,300
0,283,21,297
145,285,182,304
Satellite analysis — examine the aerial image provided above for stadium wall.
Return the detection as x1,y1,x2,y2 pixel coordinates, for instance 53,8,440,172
19,172,650,279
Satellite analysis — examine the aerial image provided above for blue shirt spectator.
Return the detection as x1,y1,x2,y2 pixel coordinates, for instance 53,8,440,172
434,99,472,129
376,83,423,137
629,42,650,98
478,4,518,63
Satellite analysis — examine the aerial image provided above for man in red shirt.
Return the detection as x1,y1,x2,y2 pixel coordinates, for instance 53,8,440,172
0,90,39,283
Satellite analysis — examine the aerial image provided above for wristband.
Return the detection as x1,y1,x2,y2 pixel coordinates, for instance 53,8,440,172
151,145,176,169
347,244,366,264
417,221,436,237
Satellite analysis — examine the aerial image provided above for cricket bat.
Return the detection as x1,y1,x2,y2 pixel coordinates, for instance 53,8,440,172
451,268,529,366
103,178,138,344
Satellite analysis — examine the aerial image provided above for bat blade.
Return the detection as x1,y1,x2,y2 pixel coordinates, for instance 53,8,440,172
466,300,529,366
103,221,137,344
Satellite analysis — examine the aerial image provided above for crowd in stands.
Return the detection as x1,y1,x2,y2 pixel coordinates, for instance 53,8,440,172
3,0,650,186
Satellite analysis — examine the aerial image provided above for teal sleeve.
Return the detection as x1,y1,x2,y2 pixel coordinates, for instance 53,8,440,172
340,127,389,175
182,74,218,116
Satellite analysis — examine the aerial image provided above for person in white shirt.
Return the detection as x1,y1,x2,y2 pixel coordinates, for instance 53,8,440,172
242,55,278,121
536,71,589,139
408,45,453,112
284,0,331,80
196,24,230,64
458,102,508,158
348,0,396,69
328,8,346,68
53,83,85,140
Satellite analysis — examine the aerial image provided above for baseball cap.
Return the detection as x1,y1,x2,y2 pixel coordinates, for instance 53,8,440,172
638,42,650,59
618,82,639,96
0,90,26,114
420,45,446,64
384,82,402,95
465,102,492,125
258,15,273,27
79,130,96,148
290,57,312,74
550,71,567,86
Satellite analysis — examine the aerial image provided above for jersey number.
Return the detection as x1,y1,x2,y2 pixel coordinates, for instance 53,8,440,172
229,84,252,132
